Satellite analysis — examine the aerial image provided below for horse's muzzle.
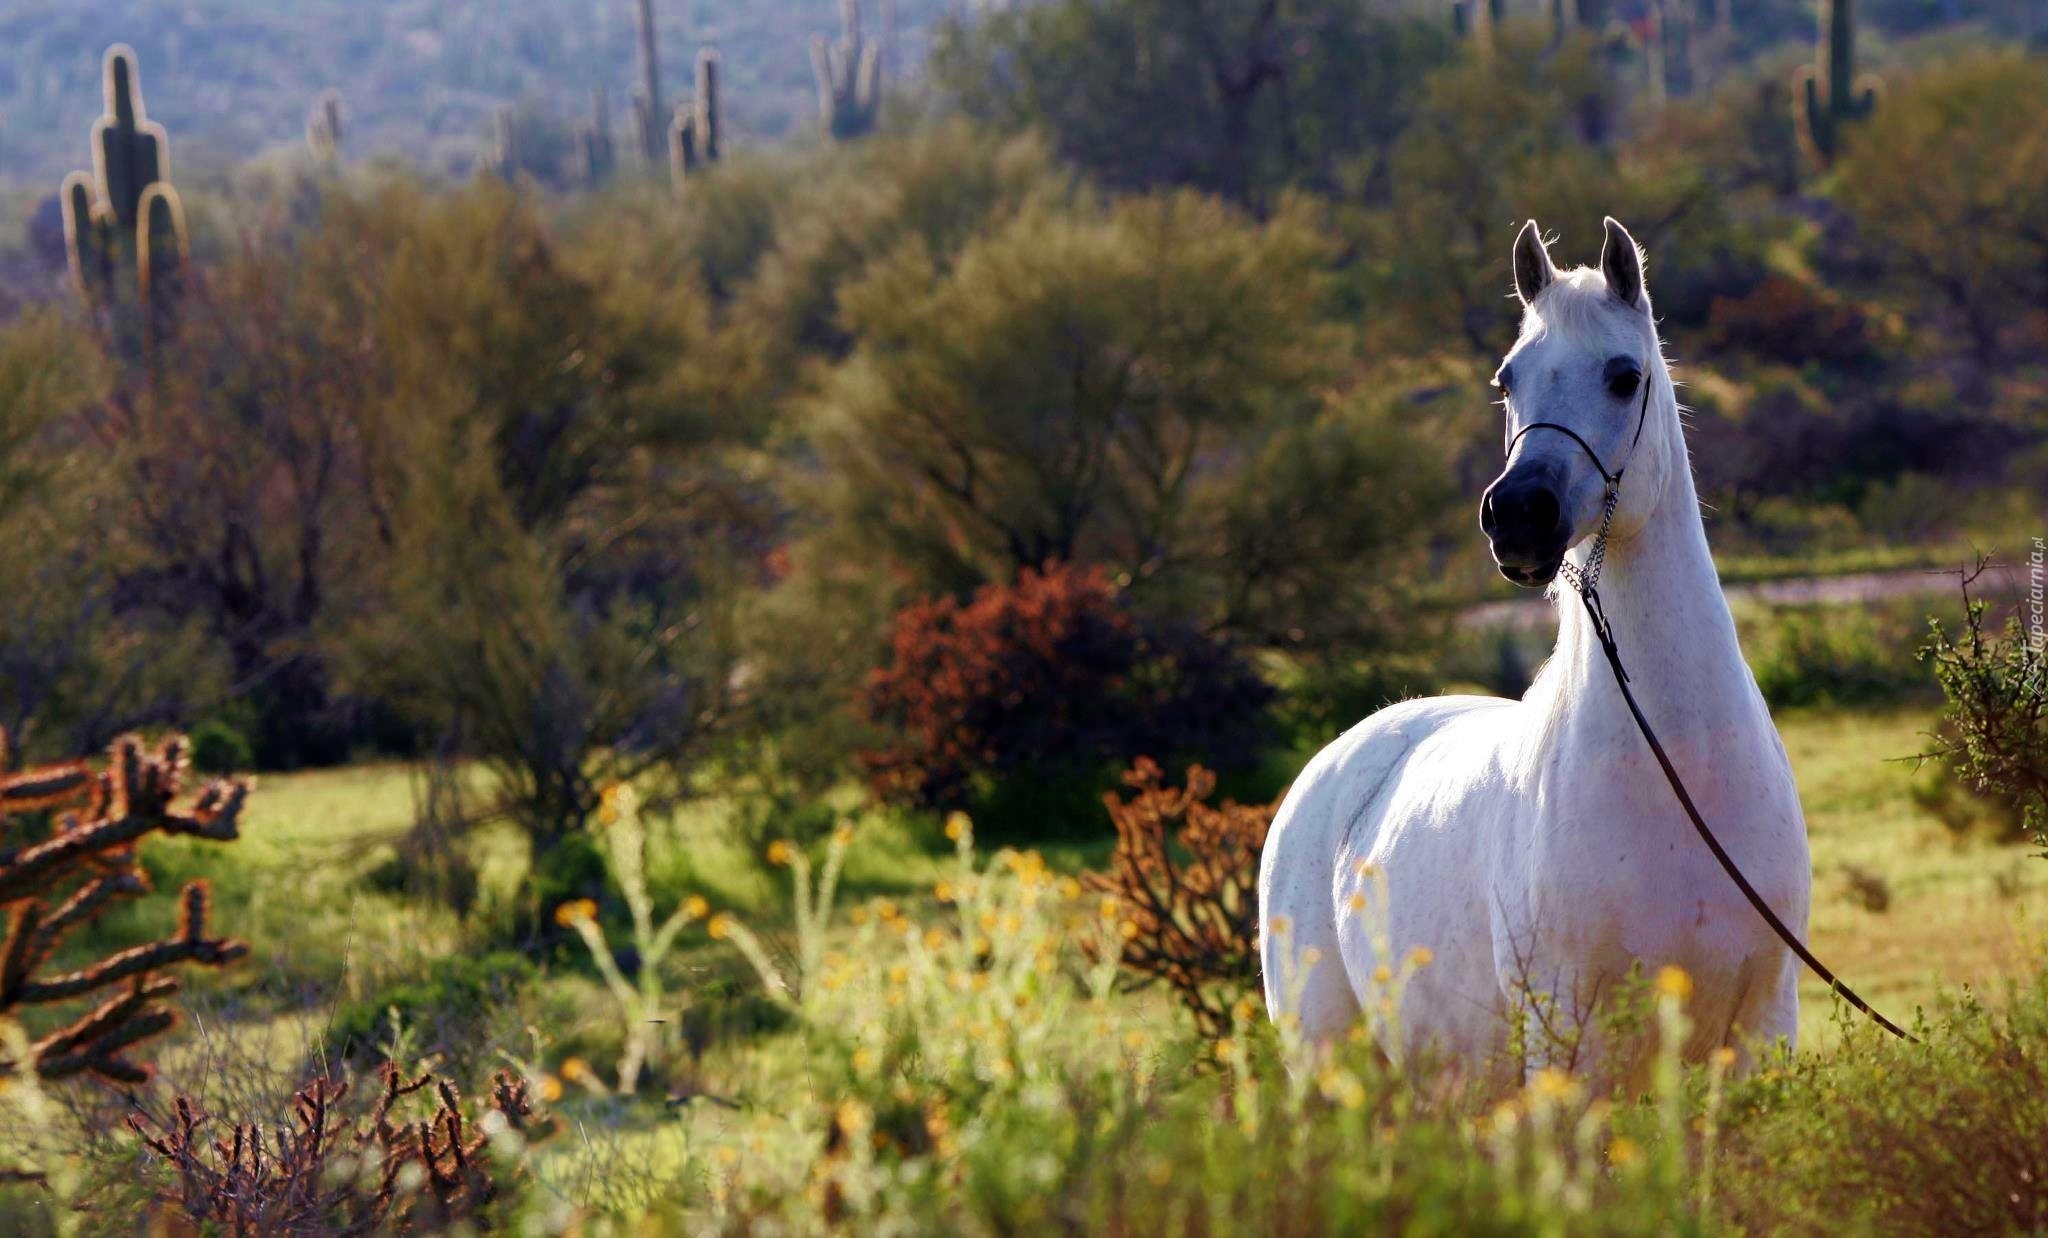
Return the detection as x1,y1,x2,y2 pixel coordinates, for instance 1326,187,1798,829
1480,471,1570,588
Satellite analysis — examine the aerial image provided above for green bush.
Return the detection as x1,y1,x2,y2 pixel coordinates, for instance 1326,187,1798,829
322,950,536,1067
1741,602,1937,709
187,720,254,774
1719,976,2048,1234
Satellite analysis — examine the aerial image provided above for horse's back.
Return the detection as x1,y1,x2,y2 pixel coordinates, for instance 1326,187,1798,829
1259,694,1516,1042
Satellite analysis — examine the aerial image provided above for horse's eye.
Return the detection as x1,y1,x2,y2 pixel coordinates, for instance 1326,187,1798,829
1607,370,1641,400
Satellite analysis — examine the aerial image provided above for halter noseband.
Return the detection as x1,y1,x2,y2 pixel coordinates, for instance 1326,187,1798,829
1499,356,1654,595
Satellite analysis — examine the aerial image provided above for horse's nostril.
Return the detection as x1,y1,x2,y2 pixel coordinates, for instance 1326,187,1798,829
1479,489,1499,535
1524,487,1560,532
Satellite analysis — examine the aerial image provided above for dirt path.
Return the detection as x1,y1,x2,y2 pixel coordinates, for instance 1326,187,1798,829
1460,563,2026,632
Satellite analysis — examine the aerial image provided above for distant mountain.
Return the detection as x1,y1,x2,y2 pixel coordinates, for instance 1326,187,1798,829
0,0,950,192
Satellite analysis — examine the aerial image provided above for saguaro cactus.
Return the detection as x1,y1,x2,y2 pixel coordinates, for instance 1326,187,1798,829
633,0,666,164
306,90,343,161
60,170,115,307
60,45,188,346
138,182,188,346
579,87,617,186
93,46,170,231
668,48,724,192
812,0,883,141
1794,0,1878,166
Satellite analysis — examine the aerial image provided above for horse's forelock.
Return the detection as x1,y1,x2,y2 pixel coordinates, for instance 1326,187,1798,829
1520,267,1642,345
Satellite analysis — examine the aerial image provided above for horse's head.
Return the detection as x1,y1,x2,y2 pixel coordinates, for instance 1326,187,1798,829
1481,217,1667,588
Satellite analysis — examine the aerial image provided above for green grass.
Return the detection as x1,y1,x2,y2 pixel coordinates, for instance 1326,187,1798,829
9,704,2044,1230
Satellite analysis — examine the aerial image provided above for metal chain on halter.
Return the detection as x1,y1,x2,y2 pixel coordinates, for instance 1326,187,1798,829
1557,483,1620,597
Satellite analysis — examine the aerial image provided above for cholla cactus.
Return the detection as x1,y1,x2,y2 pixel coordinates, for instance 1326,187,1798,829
0,731,248,1086
1083,759,1274,1038
1794,0,1878,167
129,1062,549,1230
812,0,883,141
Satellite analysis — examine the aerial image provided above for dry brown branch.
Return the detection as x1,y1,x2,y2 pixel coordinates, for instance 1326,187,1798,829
0,731,247,1086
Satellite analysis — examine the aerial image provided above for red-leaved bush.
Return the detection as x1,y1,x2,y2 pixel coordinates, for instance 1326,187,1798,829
859,563,1271,811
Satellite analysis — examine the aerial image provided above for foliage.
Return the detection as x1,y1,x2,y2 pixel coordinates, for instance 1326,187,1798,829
1920,568,2048,851
933,0,1454,204
326,180,768,848
0,731,246,1088
323,953,537,1070
1719,979,2048,1234
186,721,252,775
859,562,1272,818
1833,52,2048,363
1084,759,1273,1037
127,1061,549,1234
1740,600,1938,707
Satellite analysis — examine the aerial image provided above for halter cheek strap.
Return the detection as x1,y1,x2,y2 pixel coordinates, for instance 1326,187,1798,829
1499,356,1655,596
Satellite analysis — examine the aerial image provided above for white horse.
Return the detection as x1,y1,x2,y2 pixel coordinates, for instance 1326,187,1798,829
1258,218,1809,1082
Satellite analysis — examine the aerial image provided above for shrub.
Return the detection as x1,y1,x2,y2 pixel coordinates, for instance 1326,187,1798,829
1920,568,2048,852
323,953,536,1069
1084,759,1275,1037
859,562,1272,829
1705,275,1878,369
186,720,253,775
128,1062,550,1233
1719,976,2048,1234
1741,602,1934,708
0,731,246,1089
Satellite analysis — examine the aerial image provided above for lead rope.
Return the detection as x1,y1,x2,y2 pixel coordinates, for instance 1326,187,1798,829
1517,365,1917,1043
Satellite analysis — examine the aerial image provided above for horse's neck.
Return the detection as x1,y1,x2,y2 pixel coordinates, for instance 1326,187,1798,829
1534,454,1760,749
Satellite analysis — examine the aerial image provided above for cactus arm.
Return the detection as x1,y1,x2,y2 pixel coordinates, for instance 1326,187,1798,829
60,172,113,306
696,49,721,163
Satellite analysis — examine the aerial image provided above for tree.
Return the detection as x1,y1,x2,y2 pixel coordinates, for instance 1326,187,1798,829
1833,53,2048,368
933,0,1452,207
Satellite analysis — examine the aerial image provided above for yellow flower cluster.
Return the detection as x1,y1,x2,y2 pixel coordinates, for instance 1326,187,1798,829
553,898,598,928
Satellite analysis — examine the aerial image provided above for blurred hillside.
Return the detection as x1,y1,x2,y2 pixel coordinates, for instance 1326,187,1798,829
0,0,949,190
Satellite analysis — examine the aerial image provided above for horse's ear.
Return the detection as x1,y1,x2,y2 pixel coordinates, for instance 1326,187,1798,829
1512,220,1555,306
1600,216,1646,311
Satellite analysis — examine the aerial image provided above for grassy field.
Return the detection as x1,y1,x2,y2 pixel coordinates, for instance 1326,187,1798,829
9,702,2043,1229
101,705,2044,1050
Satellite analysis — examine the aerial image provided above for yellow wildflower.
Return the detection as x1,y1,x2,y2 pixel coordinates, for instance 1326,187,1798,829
765,839,794,867
1608,1136,1640,1167
1407,946,1434,968
683,895,710,921
944,812,971,842
1654,965,1693,1002
708,913,733,941
537,1074,564,1103
553,899,598,928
